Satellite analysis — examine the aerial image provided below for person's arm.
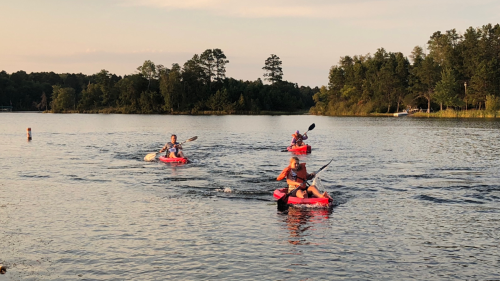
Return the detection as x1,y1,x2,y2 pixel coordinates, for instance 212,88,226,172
159,143,168,153
160,142,172,153
302,134,308,140
286,173,306,189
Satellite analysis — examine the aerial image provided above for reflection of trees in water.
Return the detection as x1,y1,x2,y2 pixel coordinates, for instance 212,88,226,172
285,206,333,245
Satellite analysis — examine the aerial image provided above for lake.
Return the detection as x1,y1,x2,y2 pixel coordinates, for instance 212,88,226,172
1,113,500,280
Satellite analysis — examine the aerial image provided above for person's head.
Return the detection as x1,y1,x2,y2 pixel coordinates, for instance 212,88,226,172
290,156,300,170
295,130,300,134
171,134,177,142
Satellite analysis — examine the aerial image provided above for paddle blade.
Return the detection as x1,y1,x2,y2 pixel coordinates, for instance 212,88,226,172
144,152,158,161
277,194,290,211
182,136,198,144
308,123,315,131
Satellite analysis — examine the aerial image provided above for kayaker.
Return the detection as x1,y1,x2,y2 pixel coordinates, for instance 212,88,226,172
278,157,332,200
160,134,185,158
290,130,308,148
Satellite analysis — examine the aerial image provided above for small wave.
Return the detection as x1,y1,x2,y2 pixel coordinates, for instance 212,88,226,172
415,194,459,204
19,174,51,178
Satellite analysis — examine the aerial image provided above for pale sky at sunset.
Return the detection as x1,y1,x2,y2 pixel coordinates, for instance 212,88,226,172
1,0,498,87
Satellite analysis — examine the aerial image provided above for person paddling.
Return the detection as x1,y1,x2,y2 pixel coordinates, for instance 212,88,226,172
290,130,308,149
160,134,185,158
277,157,332,200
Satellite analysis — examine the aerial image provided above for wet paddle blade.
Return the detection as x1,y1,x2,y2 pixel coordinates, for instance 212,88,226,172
277,186,299,211
277,194,290,211
182,136,198,144
144,152,158,161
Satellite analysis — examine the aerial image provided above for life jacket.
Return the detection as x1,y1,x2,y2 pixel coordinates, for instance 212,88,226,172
277,163,307,181
292,133,303,141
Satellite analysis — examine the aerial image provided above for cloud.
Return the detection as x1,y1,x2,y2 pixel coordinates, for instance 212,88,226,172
117,0,499,20
119,0,392,18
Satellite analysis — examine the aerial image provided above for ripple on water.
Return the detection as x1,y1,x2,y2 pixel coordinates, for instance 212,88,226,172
1,114,500,279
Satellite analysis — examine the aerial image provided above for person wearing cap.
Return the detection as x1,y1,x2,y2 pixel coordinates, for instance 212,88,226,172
160,134,185,158
289,130,308,149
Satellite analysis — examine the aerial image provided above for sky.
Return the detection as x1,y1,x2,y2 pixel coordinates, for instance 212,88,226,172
0,0,499,87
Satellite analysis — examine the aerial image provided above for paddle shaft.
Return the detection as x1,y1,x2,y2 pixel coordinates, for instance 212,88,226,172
160,136,197,153
277,159,333,208
277,180,310,206
277,174,313,208
302,123,315,136
145,136,197,161
282,123,315,152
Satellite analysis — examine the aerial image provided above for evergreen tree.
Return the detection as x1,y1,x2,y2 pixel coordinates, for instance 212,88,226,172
263,54,283,84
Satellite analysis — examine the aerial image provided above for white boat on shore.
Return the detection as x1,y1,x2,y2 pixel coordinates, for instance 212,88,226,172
394,111,408,117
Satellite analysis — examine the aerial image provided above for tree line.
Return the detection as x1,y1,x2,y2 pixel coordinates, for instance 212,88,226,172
0,50,317,114
311,23,500,115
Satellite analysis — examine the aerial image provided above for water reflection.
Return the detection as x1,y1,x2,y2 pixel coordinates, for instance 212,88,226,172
2,114,500,280
284,206,333,245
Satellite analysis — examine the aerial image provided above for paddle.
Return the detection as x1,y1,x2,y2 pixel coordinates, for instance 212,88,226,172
281,123,315,152
303,123,316,135
144,136,198,161
277,158,333,211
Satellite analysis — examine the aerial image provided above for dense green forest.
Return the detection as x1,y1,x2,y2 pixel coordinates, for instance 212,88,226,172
3,23,499,116
311,23,500,115
0,50,317,114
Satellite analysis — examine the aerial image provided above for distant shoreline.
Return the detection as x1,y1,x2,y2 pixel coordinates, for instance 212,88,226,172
5,109,500,118
5,109,310,115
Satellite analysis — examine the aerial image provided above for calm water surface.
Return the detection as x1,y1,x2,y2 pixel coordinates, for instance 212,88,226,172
1,113,500,280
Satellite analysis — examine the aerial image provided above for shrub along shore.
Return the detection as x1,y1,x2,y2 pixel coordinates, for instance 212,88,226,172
411,109,500,118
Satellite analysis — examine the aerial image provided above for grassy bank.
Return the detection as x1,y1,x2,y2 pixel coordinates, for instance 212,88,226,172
368,113,394,117
412,109,500,118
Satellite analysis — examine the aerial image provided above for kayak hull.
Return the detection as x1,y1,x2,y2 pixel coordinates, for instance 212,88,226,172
159,156,189,164
287,145,311,153
273,188,330,206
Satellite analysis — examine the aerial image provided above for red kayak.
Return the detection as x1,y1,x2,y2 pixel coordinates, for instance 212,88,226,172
159,156,189,164
287,145,311,153
273,188,330,206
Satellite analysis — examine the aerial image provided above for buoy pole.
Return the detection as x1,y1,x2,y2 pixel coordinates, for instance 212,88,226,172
27,127,32,141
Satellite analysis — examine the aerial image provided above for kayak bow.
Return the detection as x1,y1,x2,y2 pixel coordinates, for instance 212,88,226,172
287,145,311,153
274,188,330,206
159,156,189,164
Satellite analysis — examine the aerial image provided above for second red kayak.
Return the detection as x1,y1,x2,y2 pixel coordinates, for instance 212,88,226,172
159,156,189,164
273,188,330,206
287,145,311,153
